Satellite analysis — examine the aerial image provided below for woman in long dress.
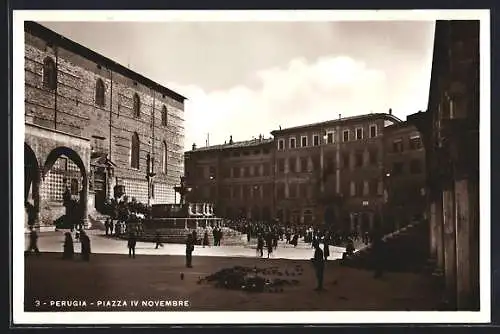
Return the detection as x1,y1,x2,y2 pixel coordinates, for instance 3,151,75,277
62,232,74,260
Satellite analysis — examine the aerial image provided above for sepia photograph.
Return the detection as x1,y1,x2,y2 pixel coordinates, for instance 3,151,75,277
12,9,490,324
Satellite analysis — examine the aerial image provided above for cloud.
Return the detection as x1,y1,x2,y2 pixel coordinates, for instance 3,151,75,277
171,56,389,151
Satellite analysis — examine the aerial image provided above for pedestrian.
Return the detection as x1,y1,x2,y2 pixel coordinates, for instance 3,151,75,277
266,233,273,258
80,230,91,261
128,231,137,258
104,219,109,236
257,235,264,257
185,233,194,268
155,230,163,249
26,226,40,255
202,230,209,248
62,232,74,260
311,241,325,291
323,237,330,261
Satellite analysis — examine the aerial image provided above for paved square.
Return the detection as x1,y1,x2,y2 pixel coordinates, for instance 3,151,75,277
24,251,442,312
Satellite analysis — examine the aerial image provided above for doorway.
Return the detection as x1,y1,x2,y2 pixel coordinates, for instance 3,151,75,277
94,170,107,213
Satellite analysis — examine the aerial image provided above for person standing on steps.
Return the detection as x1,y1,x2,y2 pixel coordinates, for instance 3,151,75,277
185,233,194,268
311,241,325,291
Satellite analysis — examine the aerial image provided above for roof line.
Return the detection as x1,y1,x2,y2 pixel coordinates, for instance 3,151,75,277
270,113,402,135
25,21,187,103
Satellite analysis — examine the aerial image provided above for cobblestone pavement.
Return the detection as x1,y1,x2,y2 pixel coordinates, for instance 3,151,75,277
25,230,364,260
24,252,442,312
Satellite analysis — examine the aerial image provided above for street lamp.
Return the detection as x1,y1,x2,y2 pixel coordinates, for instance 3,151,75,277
146,153,156,207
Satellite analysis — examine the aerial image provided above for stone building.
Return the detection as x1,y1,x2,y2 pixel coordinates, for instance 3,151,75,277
270,112,401,231
408,20,480,310
185,112,411,233
382,121,426,230
24,22,186,228
184,136,275,221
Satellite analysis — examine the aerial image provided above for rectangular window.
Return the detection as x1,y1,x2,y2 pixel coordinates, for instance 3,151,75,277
301,136,308,148
409,136,422,150
289,137,296,149
369,124,377,138
289,157,297,173
311,155,320,171
277,184,285,199
392,162,404,175
233,167,240,178
410,159,422,174
363,180,369,196
299,183,308,198
369,150,378,165
392,139,404,153
277,159,285,173
326,131,334,144
289,183,297,198
350,181,356,196
355,151,364,168
313,135,320,146
369,179,378,195
209,166,216,179
299,157,308,172
342,153,350,169
343,130,350,142
356,181,363,196
356,127,363,140
243,166,250,178
234,185,241,199
278,139,285,151
262,163,270,176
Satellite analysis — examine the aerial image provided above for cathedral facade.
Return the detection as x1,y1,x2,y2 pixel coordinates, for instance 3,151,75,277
24,22,186,228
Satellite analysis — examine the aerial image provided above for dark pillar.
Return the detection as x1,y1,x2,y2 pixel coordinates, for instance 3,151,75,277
442,187,457,308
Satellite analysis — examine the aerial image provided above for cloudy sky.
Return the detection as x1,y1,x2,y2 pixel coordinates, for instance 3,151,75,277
40,20,435,151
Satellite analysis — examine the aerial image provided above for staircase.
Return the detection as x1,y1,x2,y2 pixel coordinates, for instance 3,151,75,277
120,226,247,246
341,221,431,273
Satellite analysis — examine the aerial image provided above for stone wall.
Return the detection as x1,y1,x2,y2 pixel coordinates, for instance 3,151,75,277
24,27,185,219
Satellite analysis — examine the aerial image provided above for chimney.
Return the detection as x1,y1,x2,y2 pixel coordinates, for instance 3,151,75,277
389,108,392,115
229,135,233,145
339,114,342,119
192,143,197,150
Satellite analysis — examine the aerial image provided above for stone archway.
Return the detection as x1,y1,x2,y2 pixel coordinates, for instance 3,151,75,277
42,146,89,227
25,143,40,227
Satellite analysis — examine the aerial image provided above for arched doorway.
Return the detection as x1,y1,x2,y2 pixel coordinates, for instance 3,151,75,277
25,143,40,227
42,147,88,228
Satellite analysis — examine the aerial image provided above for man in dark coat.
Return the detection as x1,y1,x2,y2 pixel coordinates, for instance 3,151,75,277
311,242,325,291
128,231,137,258
26,226,40,255
80,230,91,261
62,232,74,259
185,233,194,268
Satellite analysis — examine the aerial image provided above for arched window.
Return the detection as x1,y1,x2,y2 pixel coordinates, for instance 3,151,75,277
161,105,168,126
162,141,168,174
133,93,141,118
131,132,140,169
95,78,105,106
42,57,57,90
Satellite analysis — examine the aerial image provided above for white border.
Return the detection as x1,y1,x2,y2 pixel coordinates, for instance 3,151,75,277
13,9,490,325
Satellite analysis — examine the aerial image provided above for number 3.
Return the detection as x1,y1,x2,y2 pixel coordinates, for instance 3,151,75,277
34,300,40,307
